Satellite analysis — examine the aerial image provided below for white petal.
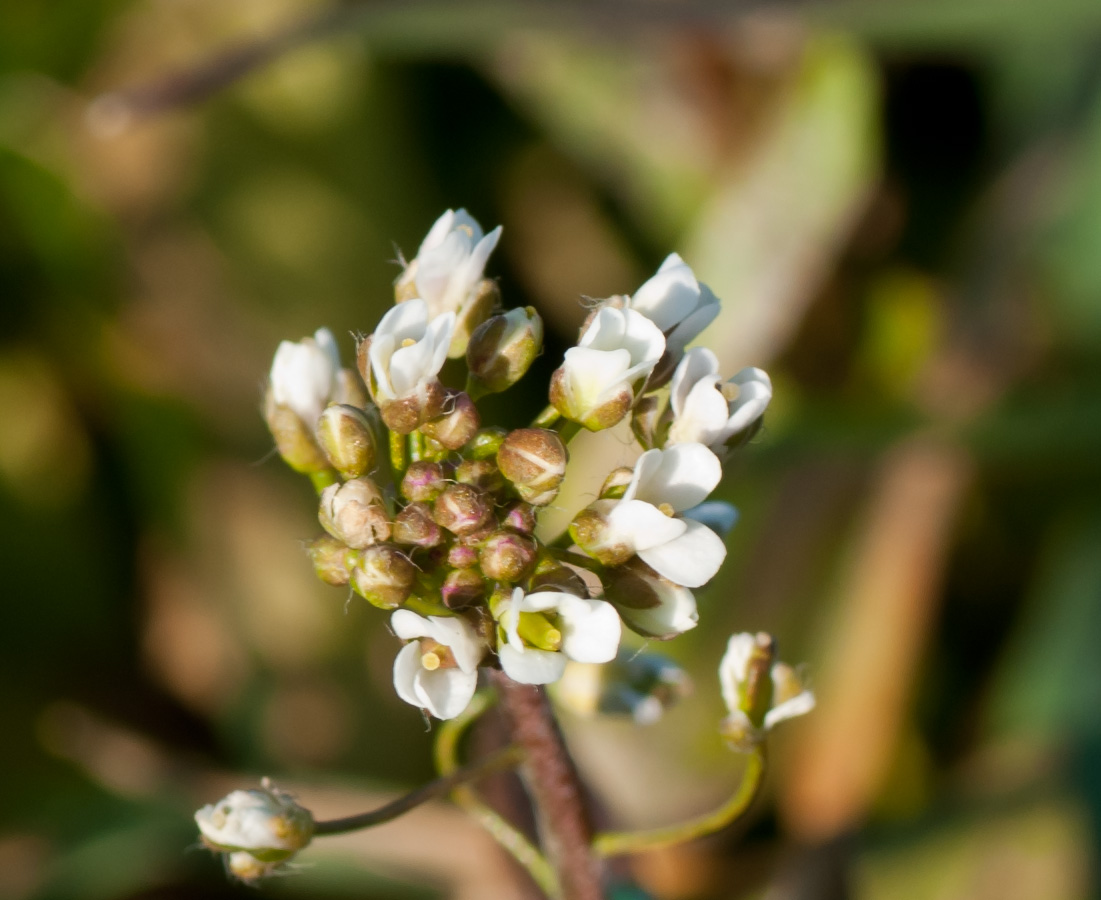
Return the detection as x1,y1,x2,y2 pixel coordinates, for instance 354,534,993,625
670,347,720,419
393,641,425,708
716,367,772,443
518,591,571,614
558,346,633,418
498,644,568,685
426,312,457,379
415,667,479,719
388,336,436,398
764,690,816,729
719,633,756,714
617,308,667,368
418,209,458,255
368,333,397,399
449,208,484,242
637,518,727,587
605,499,687,552
668,374,729,446
377,297,429,343
664,287,720,357
619,449,660,504
423,614,484,673
617,583,698,639
417,229,472,308
635,443,722,512
556,596,621,664
630,254,701,331
391,609,432,641
682,501,739,535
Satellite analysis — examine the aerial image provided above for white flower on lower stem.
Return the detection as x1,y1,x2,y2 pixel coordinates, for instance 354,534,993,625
391,609,485,719
368,298,455,408
718,632,815,751
396,209,502,356
496,588,622,685
269,327,341,429
550,307,665,430
601,559,699,639
575,442,727,588
628,254,720,361
667,348,771,451
195,779,314,861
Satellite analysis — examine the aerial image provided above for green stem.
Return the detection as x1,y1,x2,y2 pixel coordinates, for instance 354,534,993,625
313,746,522,835
556,420,582,444
308,468,339,493
532,405,560,428
593,746,766,857
389,429,406,478
435,691,561,899
403,594,454,619
408,430,426,463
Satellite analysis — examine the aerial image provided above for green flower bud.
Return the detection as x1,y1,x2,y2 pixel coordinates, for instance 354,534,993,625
392,502,444,547
630,395,662,449
263,387,331,475
305,534,360,586
432,484,493,536
496,428,568,506
455,458,504,493
351,544,416,609
421,389,480,450
401,460,449,503
465,427,508,460
599,467,635,500
316,404,376,480
318,478,390,549
466,307,544,394
479,530,538,582
568,500,633,567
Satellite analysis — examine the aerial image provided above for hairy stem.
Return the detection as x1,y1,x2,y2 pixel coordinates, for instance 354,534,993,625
593,746,766,857
491,671,604,900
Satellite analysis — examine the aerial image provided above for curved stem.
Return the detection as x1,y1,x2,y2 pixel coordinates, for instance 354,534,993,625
532,405,560,429
593,746,766,857
435,691,561,899
313,746,522,836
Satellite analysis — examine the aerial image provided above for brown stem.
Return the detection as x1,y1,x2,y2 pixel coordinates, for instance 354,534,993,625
490,671,603,900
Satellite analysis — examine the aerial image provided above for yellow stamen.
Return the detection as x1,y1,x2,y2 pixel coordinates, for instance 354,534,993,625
721,382,742,403
401,337,418,348
421,651,441,671
658,502,676,517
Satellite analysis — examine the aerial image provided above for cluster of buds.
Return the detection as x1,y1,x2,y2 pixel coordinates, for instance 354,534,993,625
256,209,791,728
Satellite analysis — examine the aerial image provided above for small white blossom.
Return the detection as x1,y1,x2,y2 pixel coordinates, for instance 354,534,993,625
602,559,699,639
496,588,622,685
719,632,815,751
398,209,502,356
368,298,455,414
550,307,665,431
667,348,771,451
391,609,485,720
195,780,314,861
629,254,720,360
269,327,341,429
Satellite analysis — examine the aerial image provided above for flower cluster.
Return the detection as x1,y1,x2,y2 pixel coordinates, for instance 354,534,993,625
262,209,780,722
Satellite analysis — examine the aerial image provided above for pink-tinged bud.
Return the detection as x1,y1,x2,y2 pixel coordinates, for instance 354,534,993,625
455,458,503,493
421,389,480,450
433,484,493,536
501,502,537,534
479,530,538,582
447,542,480,569
441,568,487,609
496,428,568,506
318,479,390,549
392,502,444,548
630,395,662,449
599,467,635,500
331,368,369,408
306,535,360,586
465,427,508,460
569,500,633,567
351,544,416,609
401,460,449,503
316,404,376,480
263,387,331,475
466,307,544,395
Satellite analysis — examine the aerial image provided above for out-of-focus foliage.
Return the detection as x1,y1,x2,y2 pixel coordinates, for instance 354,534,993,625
2,1,1101,898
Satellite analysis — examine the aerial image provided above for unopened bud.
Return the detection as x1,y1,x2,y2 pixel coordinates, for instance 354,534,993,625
433,484,493,536
351,544,416,609
501,502,537,534
602,559,698,639
496,428,568,505
421,389,480,450
263,388,331,474
740,632,776,727
528,561,589,597
599,467,635,500
455,457,503,493
465,427,508,460
319,479,390,549
479,530,538,582
569,500,633,567
306,535,360,586
317,404,376,479
195,780,313,861
401,461,449,502
392,502,444,547
441,568,487,609
630,395,662,449
331,368,369,408
378,380,447,435
447,542,480,569
466,307,544,394
450,277,501,357
227,852,278,883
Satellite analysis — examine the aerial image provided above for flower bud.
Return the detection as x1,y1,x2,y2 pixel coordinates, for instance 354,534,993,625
195,779,314,861
227,852,283,883
568,500,633,567
599,467,635,500
421,389,480,450
602,559,698,639
306,535,360,586
441,567,487,609
351,544,416,609
455,458,504,493
331,367,369,408
316,404,376,480
479,530,538,582
527,560,589,597
630,395,662,449
447,542,480,569
263,387,331,474
392,502,444,547
465,426,508,460
433,484,493,536
318,479,390,549
401,460,449,502
501,502,537,534
466,306,544,395
496,428,568,506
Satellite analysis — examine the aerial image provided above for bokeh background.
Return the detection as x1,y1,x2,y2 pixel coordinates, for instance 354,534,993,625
3,1,1101,898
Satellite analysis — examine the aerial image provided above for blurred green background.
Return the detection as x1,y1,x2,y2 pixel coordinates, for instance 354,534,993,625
3,1,1101,898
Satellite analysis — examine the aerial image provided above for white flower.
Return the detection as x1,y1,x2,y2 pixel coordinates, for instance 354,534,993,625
599,443,727,588
719,632,815,751
602,559,699,639
550,307,665,431
398,209,502,356
629,254,720,360
269,327,341,429
667,348,771,451
368,297,455,406
391,609,485,720
195,780,314,860
496,588,622,685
